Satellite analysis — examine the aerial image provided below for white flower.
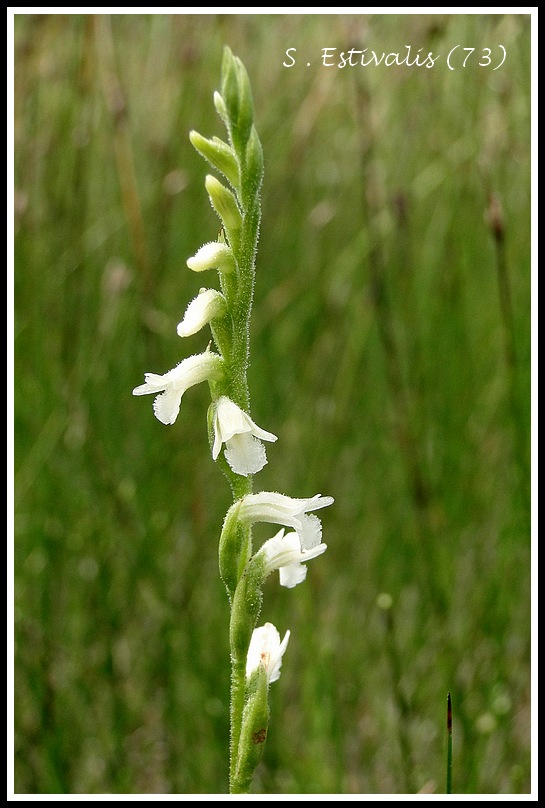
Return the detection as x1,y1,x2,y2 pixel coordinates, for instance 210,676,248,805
238,491,334,550
212,396,277,477
186,241,235,274
256,528,327,588
176,289,227,337
246,622,290,684
132,351,223,425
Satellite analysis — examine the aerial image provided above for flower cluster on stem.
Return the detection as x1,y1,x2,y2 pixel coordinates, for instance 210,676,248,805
132,47,333,795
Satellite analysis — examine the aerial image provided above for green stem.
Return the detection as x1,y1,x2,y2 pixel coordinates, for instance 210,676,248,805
220,98,262,796
229,655,247,790
196,47,265,793
446,692,453,794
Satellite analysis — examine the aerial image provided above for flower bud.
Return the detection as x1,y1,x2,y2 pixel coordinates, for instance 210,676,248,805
205,175,242,235
233,57,254,151
176,289,227,337
219,502,246,601
186,241,235,274
246,623,290,684
220,46,240,129
229,560,264,659
219,47,254,154
189,130,240,189
213,91,229,126
242,126,264,201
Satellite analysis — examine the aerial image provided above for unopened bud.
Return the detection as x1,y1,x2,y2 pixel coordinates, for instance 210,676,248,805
190,130,240,189
186,241,235,274
205,175,242,235
176,289,227,337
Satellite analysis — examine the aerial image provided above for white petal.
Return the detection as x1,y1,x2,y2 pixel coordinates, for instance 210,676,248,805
260,530,302,573
268,629,290,683
212,417,223,460
132,382,155,396
238,493,308,531
238,492,300,526
212,397,277,474
215,397,253,443
258,530,327,584
224,433,268,476
300,541,328,562
164,352,223,390
300,494,335,512
153,388,183,425
298,513,323,550
132,372,167,396
241,492,333,521
144,372,169,388
279,562,308,589
249,422,278,443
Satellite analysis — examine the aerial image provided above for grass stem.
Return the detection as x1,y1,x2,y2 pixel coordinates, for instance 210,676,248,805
446,692,453,794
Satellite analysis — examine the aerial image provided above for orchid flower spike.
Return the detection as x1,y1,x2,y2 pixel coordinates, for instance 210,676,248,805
237,491,334,550
246,622,290,684
212,396,277,477
256,528,327,588
132,351,223,425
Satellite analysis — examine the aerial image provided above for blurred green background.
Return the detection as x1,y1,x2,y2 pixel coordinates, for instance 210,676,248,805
13,13,531,795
